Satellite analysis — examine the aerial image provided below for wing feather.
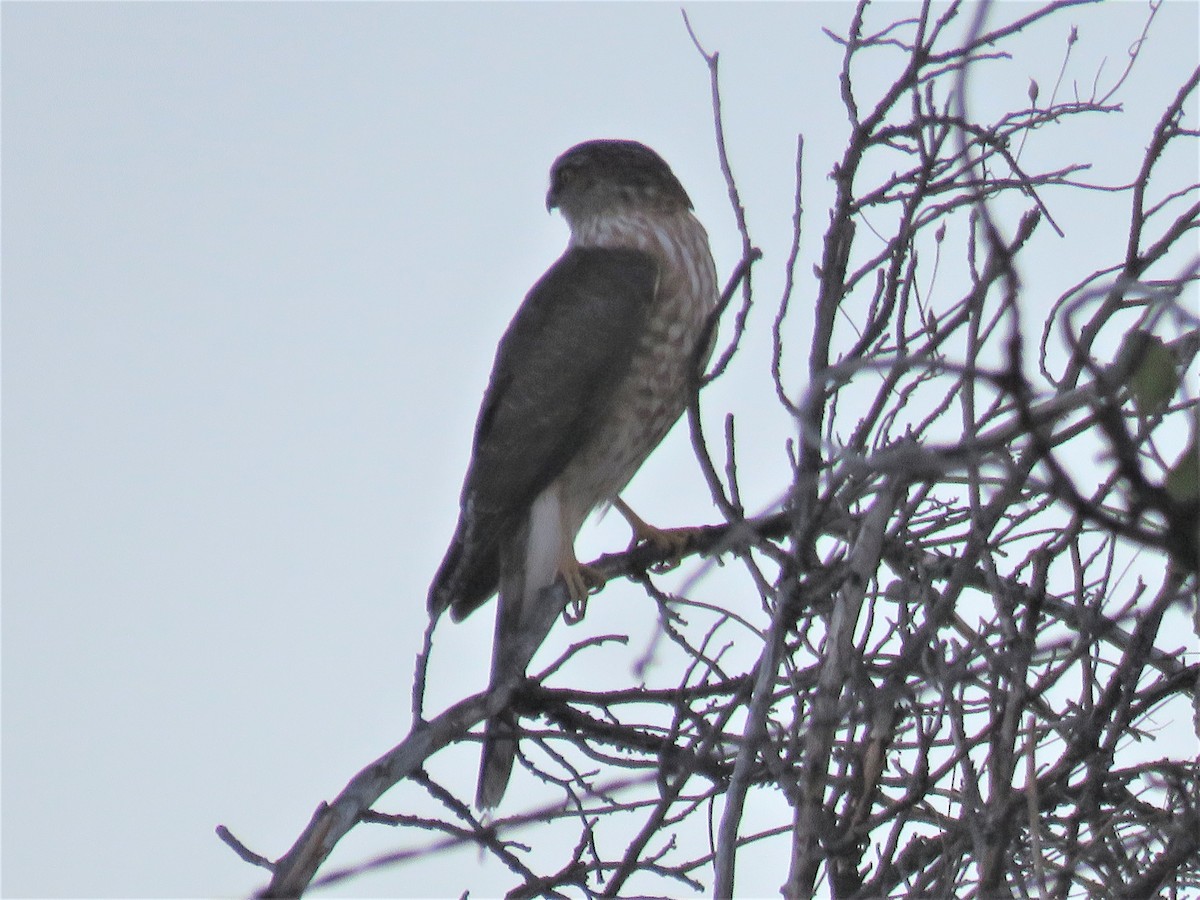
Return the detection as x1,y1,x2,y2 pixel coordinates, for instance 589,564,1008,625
428,246,659,618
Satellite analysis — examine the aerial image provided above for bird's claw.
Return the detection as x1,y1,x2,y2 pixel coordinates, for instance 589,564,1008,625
561,560,606,625
615,498,699,571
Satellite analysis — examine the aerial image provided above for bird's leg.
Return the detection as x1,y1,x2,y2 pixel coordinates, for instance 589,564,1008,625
613,498,703,571
558,544,606,625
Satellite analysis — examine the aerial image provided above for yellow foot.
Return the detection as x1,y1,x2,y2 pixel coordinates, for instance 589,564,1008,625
613,498,702,572
559,553,606,625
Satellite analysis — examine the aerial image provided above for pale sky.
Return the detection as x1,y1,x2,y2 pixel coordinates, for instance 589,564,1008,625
4,3,1197,898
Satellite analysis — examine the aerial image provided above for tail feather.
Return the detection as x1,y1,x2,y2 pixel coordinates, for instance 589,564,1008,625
475,485,564,808
429,510,502,622
477,714,518,809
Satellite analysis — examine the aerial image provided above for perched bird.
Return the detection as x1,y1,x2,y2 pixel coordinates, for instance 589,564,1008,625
428,139,718,808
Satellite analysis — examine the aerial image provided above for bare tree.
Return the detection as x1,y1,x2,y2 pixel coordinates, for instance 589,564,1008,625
220,2,1199,897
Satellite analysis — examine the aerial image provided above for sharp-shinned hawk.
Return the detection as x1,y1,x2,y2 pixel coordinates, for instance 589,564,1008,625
428,139,718,808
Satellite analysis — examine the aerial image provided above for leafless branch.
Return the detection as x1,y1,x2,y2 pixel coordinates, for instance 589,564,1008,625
225,4,1200,896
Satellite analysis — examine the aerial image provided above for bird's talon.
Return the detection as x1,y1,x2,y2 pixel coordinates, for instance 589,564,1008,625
559,560,606,624
579,563,606,594
614,498,699,568
564,594,588,625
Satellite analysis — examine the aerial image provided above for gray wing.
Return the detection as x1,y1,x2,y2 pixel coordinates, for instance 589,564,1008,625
428,246,659,619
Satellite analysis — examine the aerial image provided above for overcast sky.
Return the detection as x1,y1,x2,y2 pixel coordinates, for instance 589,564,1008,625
4,3,1197,898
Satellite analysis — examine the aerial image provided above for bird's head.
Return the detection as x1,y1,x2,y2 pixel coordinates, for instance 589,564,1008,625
546,140,693,224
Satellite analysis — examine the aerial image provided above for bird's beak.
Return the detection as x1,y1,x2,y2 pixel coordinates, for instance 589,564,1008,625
545,189,557,212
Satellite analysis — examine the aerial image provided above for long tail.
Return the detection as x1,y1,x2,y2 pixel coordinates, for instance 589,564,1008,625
477,569,524,809
476,487,563,809
477,713,518,809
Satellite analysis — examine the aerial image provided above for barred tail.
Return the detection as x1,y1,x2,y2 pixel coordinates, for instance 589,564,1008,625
477,713,518,809
476,486,563,807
